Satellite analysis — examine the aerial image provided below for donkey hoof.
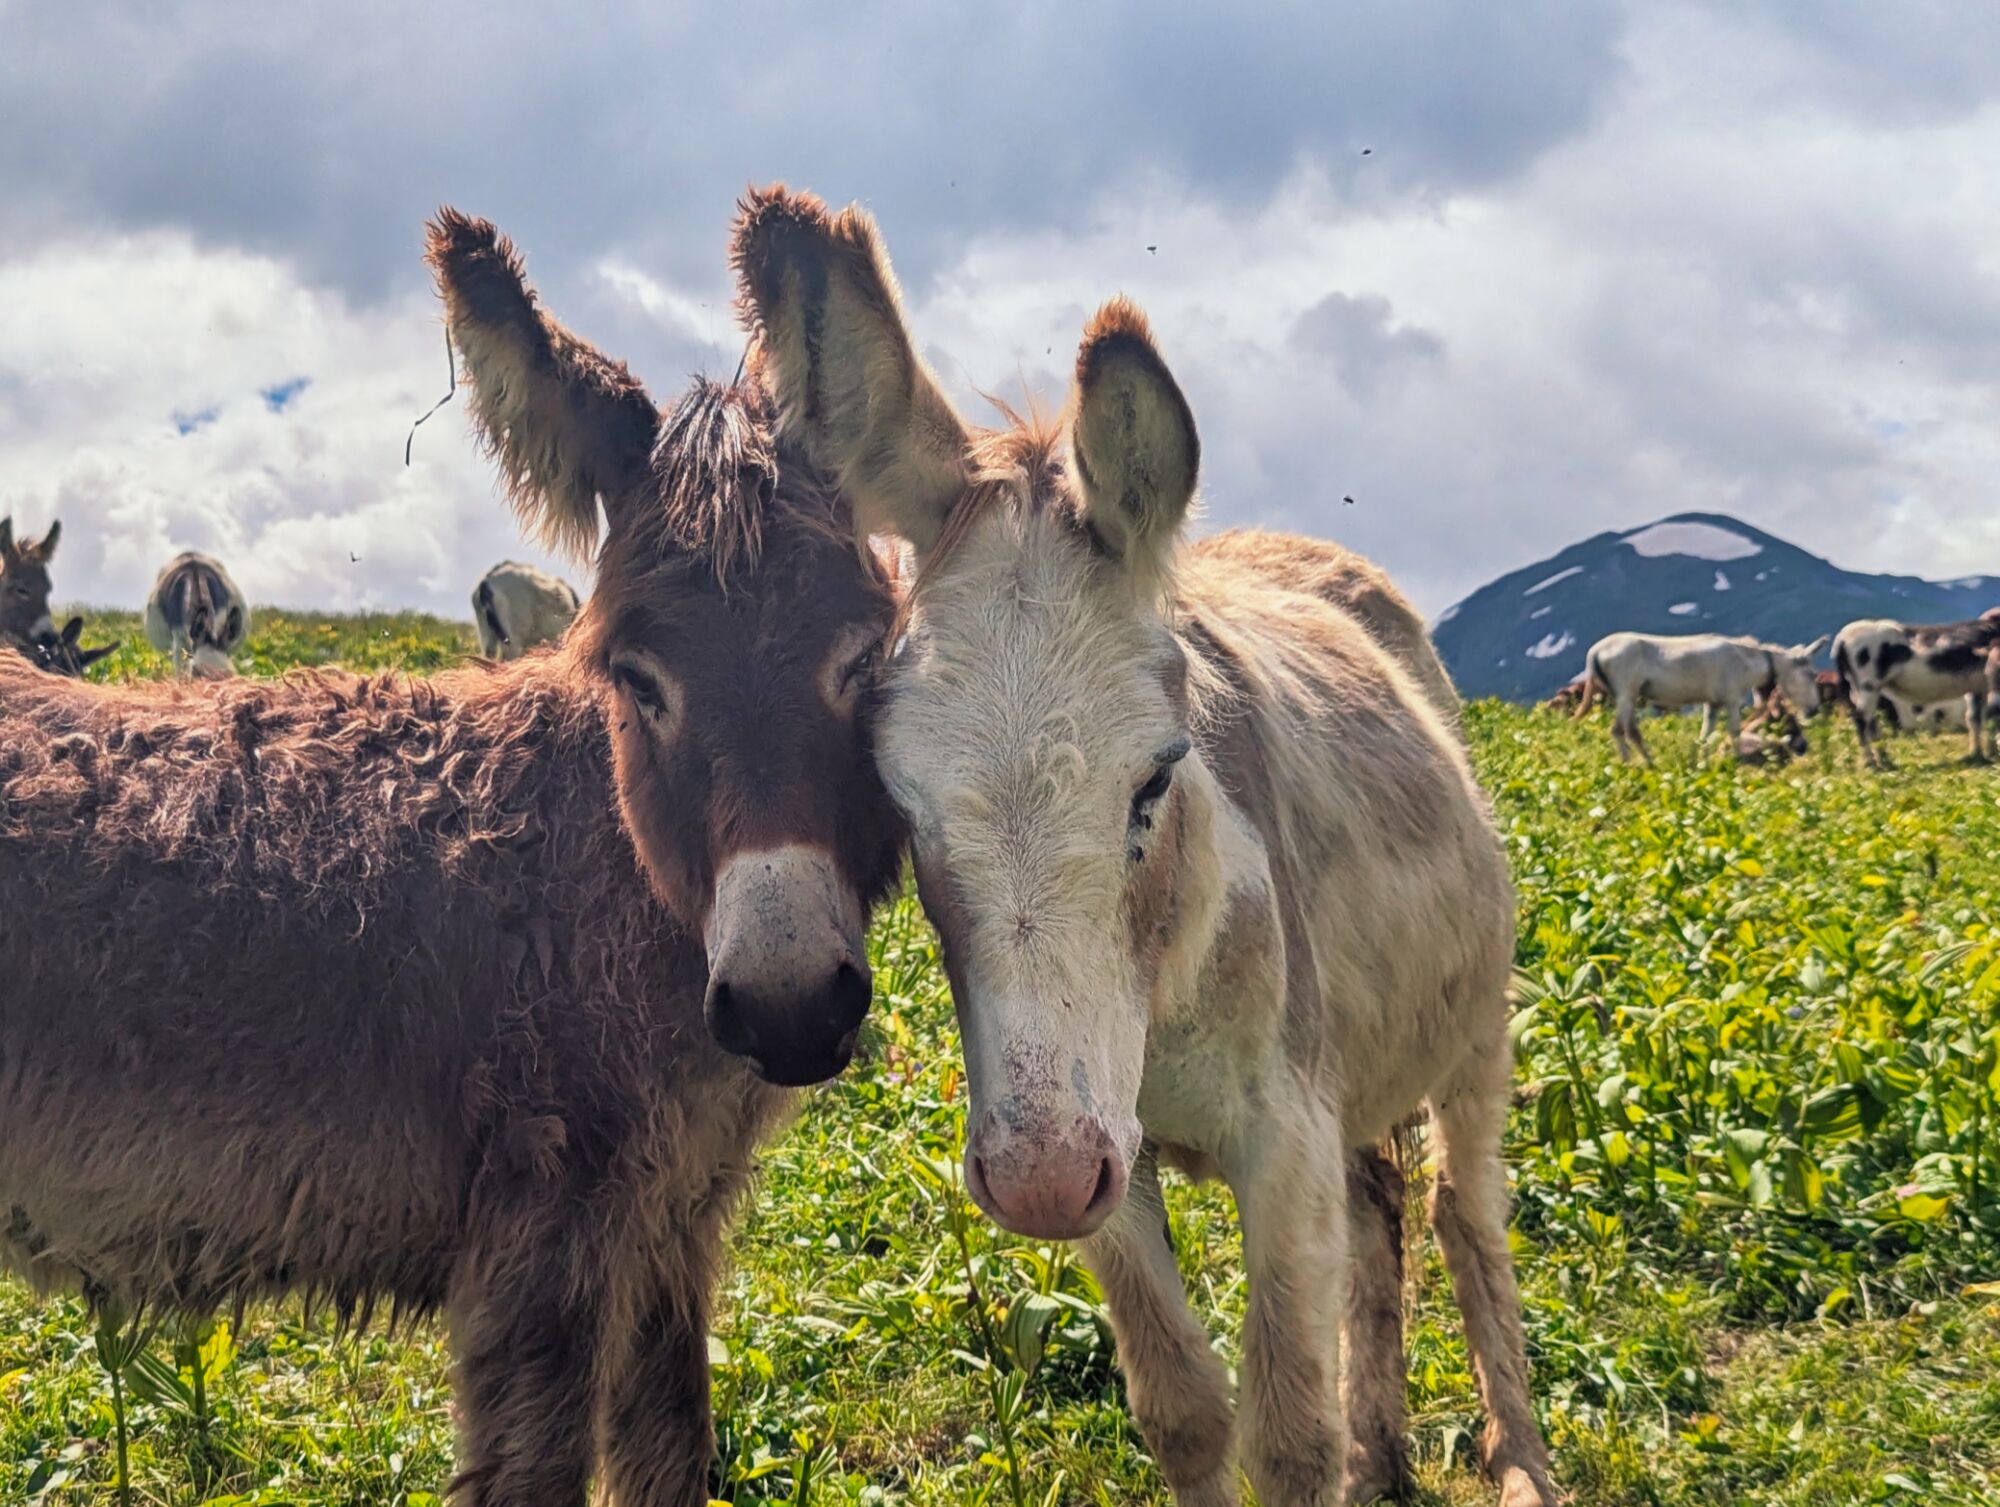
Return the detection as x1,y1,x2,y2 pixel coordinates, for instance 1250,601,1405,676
1496,1464,1558,1507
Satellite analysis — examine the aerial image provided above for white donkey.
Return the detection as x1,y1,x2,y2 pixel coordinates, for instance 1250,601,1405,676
144,551,249,679
472,559,582,660
734,188,1552,1507
1574,630,1824,765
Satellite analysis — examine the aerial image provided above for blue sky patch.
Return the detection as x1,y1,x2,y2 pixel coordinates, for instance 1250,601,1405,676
172,406,219,436
261,376,311,412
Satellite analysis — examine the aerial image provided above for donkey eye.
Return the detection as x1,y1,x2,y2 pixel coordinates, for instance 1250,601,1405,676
840,635,886,692
1129,767,1172,824
615,664,667,717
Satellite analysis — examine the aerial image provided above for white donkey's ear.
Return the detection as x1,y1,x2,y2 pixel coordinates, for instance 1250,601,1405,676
732,185,969,552
1801,635,1830,660
1069,298,1199,581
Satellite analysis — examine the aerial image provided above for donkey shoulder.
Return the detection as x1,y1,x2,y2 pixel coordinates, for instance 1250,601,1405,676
1190,529,1460,726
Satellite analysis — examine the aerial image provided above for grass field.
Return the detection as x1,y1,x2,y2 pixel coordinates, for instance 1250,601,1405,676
4,612,1998,1506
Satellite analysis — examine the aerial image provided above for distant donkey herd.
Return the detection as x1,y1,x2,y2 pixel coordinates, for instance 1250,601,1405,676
0,187,1990,1507
1557,612,2000,768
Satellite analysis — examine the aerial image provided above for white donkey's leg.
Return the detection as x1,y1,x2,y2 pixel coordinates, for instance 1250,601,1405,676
1427,1048,1554,1507
1617,694,1653,766
1231,1100,1347,1507
1698,703,1715,742
1078,1147,1239,1507
1607,685,1633,764
1342,1144,1411,1504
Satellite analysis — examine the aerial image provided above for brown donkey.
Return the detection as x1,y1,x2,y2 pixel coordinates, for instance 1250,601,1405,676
0,210,905,1507
0,516,61,655
734,188,1552,1507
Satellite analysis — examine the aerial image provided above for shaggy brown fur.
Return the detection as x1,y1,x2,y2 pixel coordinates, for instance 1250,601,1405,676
0,516,60,655
0,211,906,1507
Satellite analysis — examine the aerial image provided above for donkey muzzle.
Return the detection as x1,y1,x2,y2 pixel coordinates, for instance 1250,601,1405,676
703,843,872,1087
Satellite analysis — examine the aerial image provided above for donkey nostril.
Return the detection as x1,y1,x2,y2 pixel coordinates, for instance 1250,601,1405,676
827,960,871,1030
704,980,759,1057
1085,1156,1119,1217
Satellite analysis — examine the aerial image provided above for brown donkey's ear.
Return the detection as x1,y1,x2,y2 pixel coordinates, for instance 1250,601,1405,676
426,208,660,561
1069,298,1199,581
731,185,969,552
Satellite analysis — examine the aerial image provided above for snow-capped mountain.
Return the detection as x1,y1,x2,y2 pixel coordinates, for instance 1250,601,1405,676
1431,512,2000,703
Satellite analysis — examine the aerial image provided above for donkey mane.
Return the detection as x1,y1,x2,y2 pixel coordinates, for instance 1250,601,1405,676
649,379,855,583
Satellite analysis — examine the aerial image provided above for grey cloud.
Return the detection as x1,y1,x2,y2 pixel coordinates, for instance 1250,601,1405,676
1,0,1626,312
1289,292,1445,398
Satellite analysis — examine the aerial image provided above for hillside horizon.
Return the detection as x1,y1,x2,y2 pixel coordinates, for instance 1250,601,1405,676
1430,510,1999,702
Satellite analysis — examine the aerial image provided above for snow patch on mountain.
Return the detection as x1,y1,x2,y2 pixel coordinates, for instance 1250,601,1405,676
1669,602,1699,616
1624,521,1763,561
1525,631,1575,660
1524,565,1583,595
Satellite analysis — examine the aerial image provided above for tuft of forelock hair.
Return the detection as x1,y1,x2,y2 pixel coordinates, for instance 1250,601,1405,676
651,379,780,581
906,392,1186,632
425,207,658,562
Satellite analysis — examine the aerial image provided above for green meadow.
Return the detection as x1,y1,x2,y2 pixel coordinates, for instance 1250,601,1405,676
4,613,1997,1505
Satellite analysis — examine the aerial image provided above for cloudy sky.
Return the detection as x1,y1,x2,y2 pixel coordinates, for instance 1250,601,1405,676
5,1,1997,617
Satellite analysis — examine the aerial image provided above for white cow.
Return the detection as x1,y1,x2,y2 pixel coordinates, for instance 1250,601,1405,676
1574,631,1826,765
473,561,581,660
144,552,249,679
1834,616,2000,766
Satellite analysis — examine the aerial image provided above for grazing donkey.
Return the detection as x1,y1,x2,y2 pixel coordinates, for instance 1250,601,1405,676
1834,615,2000,766
1733,705,1810,766
0,209,906,1507
1574,630,1825,765
0,516,61,656
145,550,250,678
20,616,120,677
733,187,1551,1507
474,560,583,659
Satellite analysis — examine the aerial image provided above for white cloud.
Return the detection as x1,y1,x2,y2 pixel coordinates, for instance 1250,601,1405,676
5,2,2000,617
0,233,583,611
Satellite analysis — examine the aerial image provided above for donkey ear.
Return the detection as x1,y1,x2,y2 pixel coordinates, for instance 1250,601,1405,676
1069,298,1199,578
0,517,13,557
33,520,60,562
1801,635,1830,660
61,617,83,645
79,641,118,668
731,185,969,551
426,208,660,561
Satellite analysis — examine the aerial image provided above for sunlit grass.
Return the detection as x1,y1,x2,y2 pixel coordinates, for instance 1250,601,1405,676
4,621,1997,1505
